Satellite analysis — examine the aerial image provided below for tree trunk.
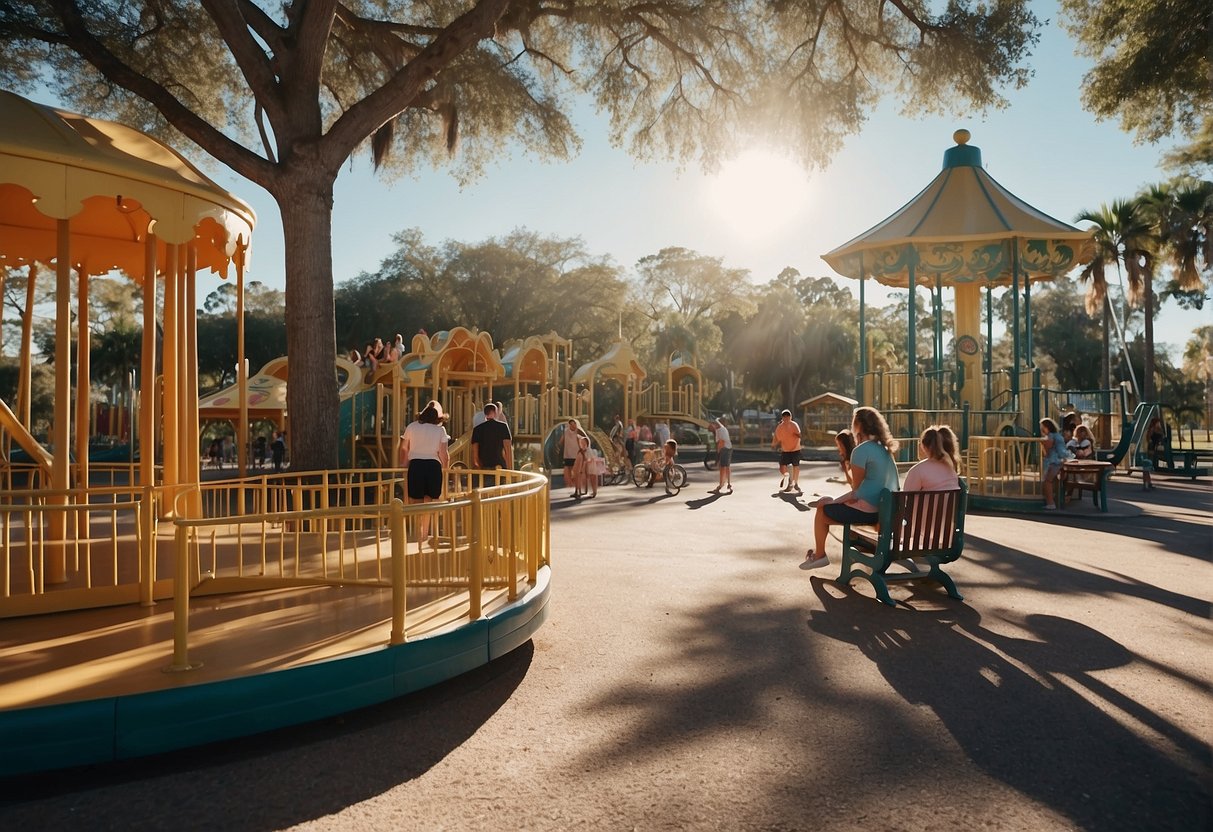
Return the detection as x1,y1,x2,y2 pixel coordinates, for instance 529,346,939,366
1143,276,1156,401
275,174,340,472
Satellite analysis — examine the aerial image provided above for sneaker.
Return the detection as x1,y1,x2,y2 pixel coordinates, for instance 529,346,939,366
799,555,830,570
1044,504,1056,511
726,485,733,493
793,485,803,494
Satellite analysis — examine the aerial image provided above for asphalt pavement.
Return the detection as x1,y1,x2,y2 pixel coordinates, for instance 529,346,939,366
0,460,1209,831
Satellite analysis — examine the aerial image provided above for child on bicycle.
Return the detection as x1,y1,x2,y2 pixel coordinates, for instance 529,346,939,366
646,439,678,487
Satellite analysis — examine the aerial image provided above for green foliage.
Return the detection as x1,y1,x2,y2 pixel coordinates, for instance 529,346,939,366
196,313,288,395
336,228,632,361
1060,0,1211,146
1029,284,1103,390
0,359,55,437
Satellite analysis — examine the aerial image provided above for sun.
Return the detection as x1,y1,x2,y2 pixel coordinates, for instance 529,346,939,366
704,149,811,240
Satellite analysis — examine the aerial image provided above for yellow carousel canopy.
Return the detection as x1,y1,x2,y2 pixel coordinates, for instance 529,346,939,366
199,357,363,420
571,340,647,385
823,130,1093,288
0,88,255,277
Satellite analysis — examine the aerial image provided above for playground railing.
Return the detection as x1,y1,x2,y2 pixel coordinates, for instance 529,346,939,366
163,467,550,671
963,435,1042,499
0,483,162,617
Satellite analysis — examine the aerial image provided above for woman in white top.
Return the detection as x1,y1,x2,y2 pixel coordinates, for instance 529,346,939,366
400,400,450,541
903,424,962,492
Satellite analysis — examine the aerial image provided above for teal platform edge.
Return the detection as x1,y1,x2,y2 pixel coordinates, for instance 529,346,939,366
0,567,551,777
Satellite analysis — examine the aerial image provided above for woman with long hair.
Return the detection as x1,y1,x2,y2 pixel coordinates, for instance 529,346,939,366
834,428,856,487
400,400,449,541
903,425,961,492
801,407,900,570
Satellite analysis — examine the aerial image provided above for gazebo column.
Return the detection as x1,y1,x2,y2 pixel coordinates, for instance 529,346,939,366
1010,239,1021,406
907,259,918,410
858,255,867,401
934,276,944,377
985,285,994,411
954,284,983,412
236,253,247,478
1024,276,1033,366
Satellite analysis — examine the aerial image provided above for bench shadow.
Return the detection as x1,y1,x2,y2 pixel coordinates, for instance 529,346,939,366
0,643,535,830
807,578,1210,830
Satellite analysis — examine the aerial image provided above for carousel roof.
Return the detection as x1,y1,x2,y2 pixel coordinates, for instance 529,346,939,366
0,89,254,277
823,130,1092,288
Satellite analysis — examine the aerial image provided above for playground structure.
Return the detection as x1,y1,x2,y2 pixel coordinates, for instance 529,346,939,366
817,130,1211,505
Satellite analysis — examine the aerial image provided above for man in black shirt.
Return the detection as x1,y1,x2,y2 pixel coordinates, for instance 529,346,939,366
471,403,513,480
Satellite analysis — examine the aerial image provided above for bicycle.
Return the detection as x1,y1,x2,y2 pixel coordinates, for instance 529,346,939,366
631,449,689,495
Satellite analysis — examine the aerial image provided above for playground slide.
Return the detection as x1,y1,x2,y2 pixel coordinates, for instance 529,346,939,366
0,398,53,476
1095,402,1148,466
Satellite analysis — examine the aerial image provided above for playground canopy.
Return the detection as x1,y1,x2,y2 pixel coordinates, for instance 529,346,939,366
822,129,1094,410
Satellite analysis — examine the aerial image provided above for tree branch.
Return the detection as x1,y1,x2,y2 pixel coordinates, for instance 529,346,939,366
199,0,286,125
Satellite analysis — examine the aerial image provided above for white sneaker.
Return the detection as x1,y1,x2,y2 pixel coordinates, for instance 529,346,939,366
799,555,830,570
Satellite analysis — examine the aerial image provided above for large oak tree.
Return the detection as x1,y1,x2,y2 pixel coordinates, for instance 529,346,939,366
1,0,1041,470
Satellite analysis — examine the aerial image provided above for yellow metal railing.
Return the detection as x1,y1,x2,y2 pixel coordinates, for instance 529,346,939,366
166,467,550,670
0,483,161,616
963,435,1042,498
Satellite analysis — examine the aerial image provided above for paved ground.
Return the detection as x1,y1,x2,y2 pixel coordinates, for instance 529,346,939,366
0,461,1209,831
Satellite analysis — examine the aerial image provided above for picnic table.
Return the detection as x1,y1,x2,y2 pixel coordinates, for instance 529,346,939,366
1060,459,1113,512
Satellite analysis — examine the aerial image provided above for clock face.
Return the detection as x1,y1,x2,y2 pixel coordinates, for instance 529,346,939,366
956,335,980,356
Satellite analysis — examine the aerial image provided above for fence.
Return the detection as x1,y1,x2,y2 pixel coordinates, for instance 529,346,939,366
165,467,550,670
963,435,1042,499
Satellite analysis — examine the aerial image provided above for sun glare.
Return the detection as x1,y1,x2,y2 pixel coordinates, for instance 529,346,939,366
704,149,811,240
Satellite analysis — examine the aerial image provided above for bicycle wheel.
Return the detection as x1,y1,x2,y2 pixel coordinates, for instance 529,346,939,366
632,464,651,487
704,452,718,471
669,464,689,489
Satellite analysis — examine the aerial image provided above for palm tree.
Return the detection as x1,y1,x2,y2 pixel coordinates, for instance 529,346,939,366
1073,203,1137,396
1139,179,1212,401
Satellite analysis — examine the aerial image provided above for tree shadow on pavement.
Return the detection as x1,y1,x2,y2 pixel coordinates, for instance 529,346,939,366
0,644,535,830
807,578,1210,831
962,534,1209,618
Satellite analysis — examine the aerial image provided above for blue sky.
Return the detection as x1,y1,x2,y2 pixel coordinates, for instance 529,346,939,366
45,4,1210,358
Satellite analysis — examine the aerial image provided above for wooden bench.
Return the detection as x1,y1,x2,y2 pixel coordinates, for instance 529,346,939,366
1059,459,1113,511
837,483,968,607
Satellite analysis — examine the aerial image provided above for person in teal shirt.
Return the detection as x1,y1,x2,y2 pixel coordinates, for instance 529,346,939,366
801,406,900,570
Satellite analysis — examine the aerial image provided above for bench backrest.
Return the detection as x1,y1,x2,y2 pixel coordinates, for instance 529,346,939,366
878,483,968,559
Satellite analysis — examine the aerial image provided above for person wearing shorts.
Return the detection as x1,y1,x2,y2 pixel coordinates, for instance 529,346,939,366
801,406,900,570
400,400,450,541
771,409,803,493
710,418,733,493
561,418,584,497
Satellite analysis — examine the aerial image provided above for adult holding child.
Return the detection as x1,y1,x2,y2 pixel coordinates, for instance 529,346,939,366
800,406,900,570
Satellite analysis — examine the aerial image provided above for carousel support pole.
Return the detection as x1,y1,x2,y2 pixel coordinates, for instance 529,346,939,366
934,276,943,375
75,268,91,538
140,234,158,489
162,244,179,511
186,246,201,517
18,264,37,428
236,256,247,480
49,219,73,584
1010,239,1021,407
907,259,918,410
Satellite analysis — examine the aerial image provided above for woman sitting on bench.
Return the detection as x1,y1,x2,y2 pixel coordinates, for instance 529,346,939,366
903,425,962,492
801,406,900,571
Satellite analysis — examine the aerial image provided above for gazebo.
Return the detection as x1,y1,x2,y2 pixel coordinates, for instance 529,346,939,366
570,339,647,430
823,130,1093,418
0,89,254,579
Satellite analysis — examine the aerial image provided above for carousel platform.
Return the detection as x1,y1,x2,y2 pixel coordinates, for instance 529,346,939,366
0,567,549,776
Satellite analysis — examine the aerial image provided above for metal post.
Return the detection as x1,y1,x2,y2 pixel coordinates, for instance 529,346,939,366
469,491,483,620
1010,239,1021,406
389,498,406,644
907,261,918,410
166,521,201,671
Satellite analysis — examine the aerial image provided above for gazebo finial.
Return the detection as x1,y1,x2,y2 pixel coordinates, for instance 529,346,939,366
953,128,971,145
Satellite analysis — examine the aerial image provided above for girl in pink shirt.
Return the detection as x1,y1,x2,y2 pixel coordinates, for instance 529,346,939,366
903,425,962,492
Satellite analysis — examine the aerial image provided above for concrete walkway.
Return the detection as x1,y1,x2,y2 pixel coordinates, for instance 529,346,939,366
1,461,1209,831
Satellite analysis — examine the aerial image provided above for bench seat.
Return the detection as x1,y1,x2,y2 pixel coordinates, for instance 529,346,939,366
837,483,968,607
